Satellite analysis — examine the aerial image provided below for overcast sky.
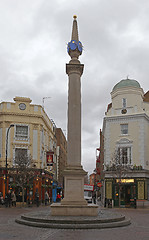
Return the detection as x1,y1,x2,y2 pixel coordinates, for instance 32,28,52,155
1,0,149,175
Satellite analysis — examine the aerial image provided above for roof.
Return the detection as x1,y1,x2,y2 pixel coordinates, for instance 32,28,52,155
144,91,149,102
112,79,141,91
107,103,112,112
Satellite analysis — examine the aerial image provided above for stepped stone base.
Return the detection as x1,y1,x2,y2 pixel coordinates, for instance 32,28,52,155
51,203,98,216
15,208,131,229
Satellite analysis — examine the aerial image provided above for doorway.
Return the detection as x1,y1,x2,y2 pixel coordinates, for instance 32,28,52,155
114,183,134,207
125,185,131,206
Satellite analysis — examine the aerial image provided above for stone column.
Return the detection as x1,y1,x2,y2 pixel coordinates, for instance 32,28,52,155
51,16,98,216
66,63,83,168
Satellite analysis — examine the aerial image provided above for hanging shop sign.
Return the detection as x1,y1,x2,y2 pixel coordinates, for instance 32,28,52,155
46,151,54,166
84,184,94,191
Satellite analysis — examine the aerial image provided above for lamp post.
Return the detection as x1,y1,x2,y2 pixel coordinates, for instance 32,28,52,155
5,124,14,197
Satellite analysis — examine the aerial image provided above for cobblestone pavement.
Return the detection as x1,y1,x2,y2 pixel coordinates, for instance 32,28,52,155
0,204,149,240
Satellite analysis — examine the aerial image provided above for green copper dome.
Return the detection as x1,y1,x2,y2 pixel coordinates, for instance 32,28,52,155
113,79,141,91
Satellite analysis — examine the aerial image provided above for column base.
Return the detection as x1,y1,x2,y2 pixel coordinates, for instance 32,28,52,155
52,165,98,216
51,203,98,216
61,199,87,206
62,166,87,205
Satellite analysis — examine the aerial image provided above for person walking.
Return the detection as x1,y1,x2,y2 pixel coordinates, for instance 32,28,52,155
11,191,16,207
35,189,39,207
56,193,61,202
92,191,96,204
45,191,49,206
0,192,4,205
5,190,11,208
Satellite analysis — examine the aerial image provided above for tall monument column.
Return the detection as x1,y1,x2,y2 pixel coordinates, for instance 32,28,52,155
60,15,87,206
51,16,98,216
67,16,83,168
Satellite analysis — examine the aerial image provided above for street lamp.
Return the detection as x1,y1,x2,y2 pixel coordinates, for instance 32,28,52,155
5,124,14,197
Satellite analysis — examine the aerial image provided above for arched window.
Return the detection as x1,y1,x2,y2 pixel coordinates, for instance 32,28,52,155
116,138,133,165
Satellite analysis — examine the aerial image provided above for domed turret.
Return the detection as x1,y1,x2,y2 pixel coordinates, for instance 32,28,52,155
112,79,141,92
109,78,144,117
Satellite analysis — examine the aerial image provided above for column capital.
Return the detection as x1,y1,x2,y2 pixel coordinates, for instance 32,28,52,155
66,63,84,76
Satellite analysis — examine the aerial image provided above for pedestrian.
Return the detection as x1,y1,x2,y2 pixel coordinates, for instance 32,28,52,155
5,190,11,208
11,191,16,207
104,197,107,208
50,195,52,204
45,191,49,205
56,193,61,202
35,189,39,207
134,197,137,209
92,191,96,204
0,192,4,205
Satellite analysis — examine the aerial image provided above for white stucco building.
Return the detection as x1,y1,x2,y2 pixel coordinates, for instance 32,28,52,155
102,78,149,207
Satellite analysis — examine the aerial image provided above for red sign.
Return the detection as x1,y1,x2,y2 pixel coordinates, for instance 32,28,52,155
97,182,102,187
46,152,54,166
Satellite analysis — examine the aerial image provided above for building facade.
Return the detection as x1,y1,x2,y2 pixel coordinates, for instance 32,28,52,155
0,96,57,202
55,128,67,187
101,79,149,207
95,130,104,201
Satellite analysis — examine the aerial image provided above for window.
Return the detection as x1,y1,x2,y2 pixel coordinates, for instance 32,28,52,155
121,124,128,135
15,148,27,159
118,147,131,165
15,125,28,140
15,148,28,165
122,98,127,108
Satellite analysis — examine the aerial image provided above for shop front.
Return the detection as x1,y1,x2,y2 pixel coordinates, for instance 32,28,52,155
113,179,136,207
0,167,54,204
105,170,149,208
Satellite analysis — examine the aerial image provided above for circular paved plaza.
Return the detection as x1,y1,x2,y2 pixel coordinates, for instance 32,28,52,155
0,204,149,240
